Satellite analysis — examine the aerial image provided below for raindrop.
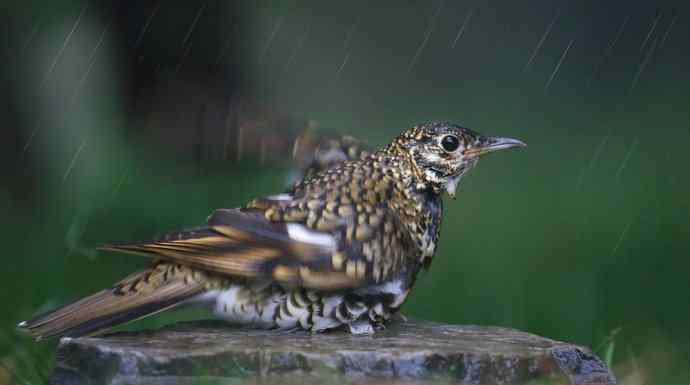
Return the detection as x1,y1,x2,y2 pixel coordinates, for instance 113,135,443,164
175,41,193,73
452,9,474,49
258,15,284,64
19,20,42,57
109,166,131,203
175,3,206,73
630,37,658,91
69,22,110,107
588,16,629,87
333,51,351,82
39,4,88,91
607,15,630,54
236,124,245,161
407,0,444,75
22,119,41,154
134,2,161,48
182,2,207,48
544,39,573,91
640,10,663,52
284,33,307,72
615,138,638,179
62,139,87,183
25,5,87,153
659,13,678,48
523,9,560,72
343,9,363,50
576,133,610,189
610,219,633,257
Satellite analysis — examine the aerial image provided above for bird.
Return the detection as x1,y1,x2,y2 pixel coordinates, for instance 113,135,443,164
18,121,525,339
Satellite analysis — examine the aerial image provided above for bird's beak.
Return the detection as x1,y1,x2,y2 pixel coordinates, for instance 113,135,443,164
446,135,525,199
463,136,526,159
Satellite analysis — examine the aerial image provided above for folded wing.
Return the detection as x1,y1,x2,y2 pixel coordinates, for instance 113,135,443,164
101,199,414,291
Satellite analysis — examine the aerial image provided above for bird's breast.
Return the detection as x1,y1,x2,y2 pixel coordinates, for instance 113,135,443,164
408,192,443,262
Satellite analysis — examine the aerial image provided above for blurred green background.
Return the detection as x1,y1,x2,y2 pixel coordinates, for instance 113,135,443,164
1,1,689,384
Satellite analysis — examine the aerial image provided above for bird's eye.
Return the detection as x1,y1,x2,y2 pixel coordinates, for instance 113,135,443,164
440,135,460,152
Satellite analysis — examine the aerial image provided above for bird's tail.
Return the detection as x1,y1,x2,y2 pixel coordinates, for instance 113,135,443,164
17,263,207,340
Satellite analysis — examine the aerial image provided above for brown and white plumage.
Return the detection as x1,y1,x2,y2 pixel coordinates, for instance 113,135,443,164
19,122,525,339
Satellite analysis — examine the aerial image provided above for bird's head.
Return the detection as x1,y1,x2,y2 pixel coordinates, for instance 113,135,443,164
388,121,526,198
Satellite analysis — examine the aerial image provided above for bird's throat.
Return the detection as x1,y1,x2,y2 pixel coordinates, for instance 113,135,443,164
445,175,461,199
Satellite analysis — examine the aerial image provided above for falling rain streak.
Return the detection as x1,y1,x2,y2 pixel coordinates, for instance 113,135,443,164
452,10,474,48
334,51,351,82
39,4,87,91
544,39,573,91
607,16,630,54
343,10,363,50
587,15,629,87
236,124,244,161
109,167,131,203
134,2,160,48
640,10,663,52
258,15,284,64
182,3,207,48
523,9,560,72
610,219,633,257
176,41,193,73
22,120,41,154
69,22,110,107
659,13,678,48
176,3,206,73
576,133,610,190
284,31,308,72
25,5,87,154
630,37,658,91
407,0,443,74
62,140,87,183
19,20,42,57
615,138,638,179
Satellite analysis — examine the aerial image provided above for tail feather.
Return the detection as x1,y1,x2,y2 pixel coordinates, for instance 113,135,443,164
18,264,206,340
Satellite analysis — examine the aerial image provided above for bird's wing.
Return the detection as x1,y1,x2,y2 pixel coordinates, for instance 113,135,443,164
100,198,414,290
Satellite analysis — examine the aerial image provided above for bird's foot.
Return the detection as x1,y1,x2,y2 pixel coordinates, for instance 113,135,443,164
348,320,375,335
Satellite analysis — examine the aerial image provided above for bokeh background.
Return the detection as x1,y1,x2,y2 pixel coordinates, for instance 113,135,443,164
1,1,689,384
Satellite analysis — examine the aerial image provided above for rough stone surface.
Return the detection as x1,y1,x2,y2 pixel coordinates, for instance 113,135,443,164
50,319,616,385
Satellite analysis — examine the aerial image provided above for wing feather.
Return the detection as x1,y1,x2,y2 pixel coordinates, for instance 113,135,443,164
101,192,415,290
100,209,364,289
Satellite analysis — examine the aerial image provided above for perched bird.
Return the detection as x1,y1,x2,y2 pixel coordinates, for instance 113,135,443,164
18,121,525,339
